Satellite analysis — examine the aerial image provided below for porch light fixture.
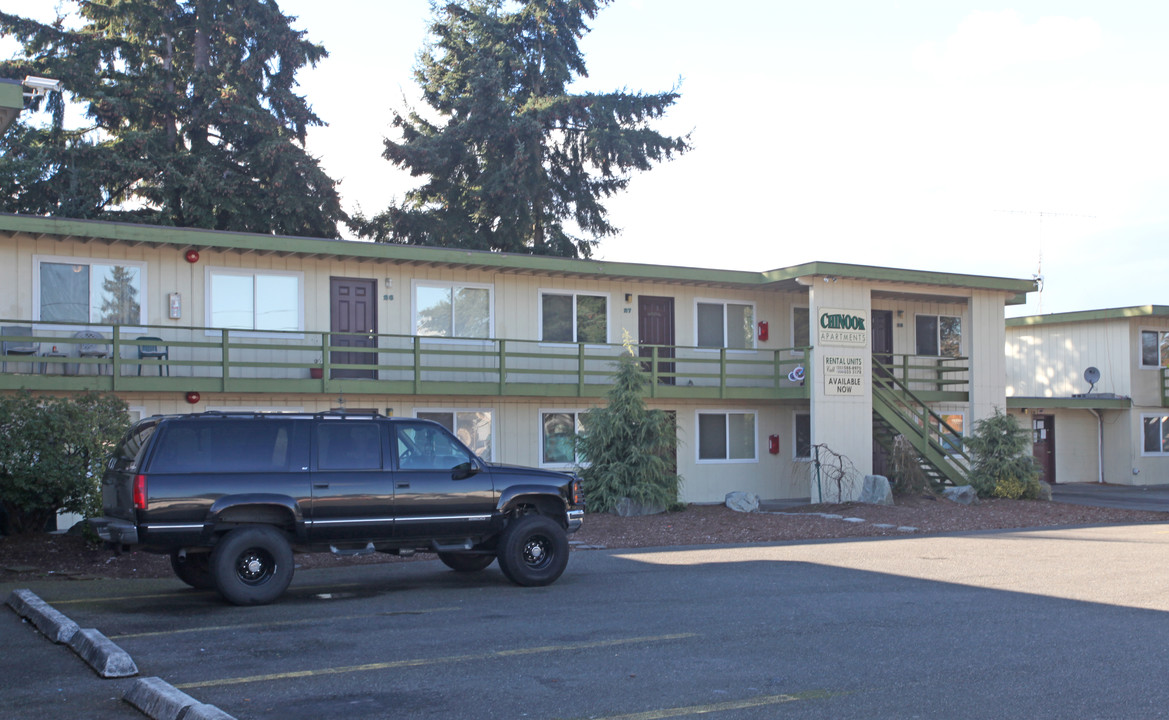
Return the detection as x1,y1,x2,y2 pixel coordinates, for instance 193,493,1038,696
624,293,633,303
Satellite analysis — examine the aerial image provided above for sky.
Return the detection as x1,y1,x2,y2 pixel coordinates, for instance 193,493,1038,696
8,1,1169,317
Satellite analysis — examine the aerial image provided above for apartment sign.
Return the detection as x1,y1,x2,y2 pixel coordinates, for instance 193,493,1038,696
817,308,868,347
823,354,866,396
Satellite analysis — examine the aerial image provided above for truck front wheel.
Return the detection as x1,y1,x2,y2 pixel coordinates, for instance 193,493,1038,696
496,514,569,587
210,526,294,605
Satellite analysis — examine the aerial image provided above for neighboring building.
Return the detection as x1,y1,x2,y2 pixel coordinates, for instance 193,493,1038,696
0,213,1035,508
1006,306,1169,485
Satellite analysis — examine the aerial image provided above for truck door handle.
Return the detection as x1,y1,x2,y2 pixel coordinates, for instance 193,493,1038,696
313,483,329,489
396,482,410,489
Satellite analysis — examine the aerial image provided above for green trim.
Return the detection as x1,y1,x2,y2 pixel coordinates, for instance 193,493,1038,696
1005,396,1133,410
0,80,23,136
1008,306,1169,327
0,213,1036,295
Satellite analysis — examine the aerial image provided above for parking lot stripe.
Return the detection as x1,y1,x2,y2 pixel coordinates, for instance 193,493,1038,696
174,633,697,690
109,607,460,640
48,582,369,606
580,690,837,719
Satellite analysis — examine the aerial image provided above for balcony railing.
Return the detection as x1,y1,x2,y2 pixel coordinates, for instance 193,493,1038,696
1162,367,1168,407
0,320,811,401
874,354,970,400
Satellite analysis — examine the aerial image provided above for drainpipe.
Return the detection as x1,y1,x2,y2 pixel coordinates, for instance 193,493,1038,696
1087,409,1104,483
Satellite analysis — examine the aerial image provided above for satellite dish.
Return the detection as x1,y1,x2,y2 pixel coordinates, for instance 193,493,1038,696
1084,366,1100,392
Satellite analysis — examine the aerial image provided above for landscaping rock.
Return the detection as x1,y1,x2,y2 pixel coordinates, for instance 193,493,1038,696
943,485,979,505
724,492,760,513
860,475,894,506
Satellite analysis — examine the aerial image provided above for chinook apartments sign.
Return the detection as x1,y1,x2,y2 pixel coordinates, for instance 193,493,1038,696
817,308,868,347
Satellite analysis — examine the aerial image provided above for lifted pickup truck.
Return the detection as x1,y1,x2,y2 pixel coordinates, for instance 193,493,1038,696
93,411,584,605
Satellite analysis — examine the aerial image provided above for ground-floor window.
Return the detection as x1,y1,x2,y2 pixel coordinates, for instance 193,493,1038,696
697,410,757,462
1142,414,1169,455
794,412,811,460
937,413,964,454
415,409,494,461
541,410,583,467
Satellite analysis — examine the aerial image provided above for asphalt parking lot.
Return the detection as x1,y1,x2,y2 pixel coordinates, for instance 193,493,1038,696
8,516,1169,719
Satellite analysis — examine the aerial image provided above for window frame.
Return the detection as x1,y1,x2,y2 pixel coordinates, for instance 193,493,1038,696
1141,413,1169,456
538,289,611,345
204,267,305,338
411,280,495,342
32,254,148,330
792,306,810,352
936,412,965,455
539,408,585,468
793,411,811,461
694,298,757,352
412,407,495,462
1139,329,1169,369
915,313,963,357
696,409,758,464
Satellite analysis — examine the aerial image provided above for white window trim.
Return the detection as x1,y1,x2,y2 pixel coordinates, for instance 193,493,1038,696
204,267,305,338
695,409,759,464
539,408,585,468
694,297,757,353
914,313,963,357
537,288,611,346
1141,413,1169,456
32,254,149,331
1139,328,1169,369
412,407,496,461
793,411,812,462
411,279,495,344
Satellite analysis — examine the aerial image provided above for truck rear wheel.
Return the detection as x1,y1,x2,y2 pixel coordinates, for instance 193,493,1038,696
438,552,495,573
210,526,294,606
496,514,569,587
170,550,214,589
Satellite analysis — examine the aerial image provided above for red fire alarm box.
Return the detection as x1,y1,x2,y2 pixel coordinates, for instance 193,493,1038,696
768,434,780,454
757,321,769,342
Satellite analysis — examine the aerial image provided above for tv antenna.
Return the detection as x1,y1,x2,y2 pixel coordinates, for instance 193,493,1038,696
995,210,1095,313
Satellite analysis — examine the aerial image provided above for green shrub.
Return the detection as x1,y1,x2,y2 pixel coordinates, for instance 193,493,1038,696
965,408,1042,499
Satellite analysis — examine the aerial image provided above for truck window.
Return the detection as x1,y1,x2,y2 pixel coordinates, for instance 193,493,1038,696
316,423,382,470
396,422,473,471
150,420,304,473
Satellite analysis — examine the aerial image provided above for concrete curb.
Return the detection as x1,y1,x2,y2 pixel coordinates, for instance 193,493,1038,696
68,627,139,678
124,677,236,720
6,588,80,644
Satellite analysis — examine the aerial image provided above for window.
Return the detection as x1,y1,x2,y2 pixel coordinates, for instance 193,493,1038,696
415,409,494,461
697,410,756,462
1143,415,1169,455
208,269,302,331
916,315,961,357
1140,330,1169,368
395,421,474,471
414,282,491,338
540,291,608,343
151,420,307,473
35,256,145,325
937,413,964,454
794,412,811,460
541,410,583,466
793,307,810,349
697,300,755,349
318,422,382,470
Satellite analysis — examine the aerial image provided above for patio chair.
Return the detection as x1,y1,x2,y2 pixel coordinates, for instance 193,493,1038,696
136,336,169,376
1,326,39,373
73,330,109,375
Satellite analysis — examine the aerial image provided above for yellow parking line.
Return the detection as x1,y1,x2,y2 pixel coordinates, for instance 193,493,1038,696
577,690,837,720
110,607,460,639
49,582,367,605
175,633,697,690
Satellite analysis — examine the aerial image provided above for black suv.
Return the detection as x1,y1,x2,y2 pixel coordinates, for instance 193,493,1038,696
93,411,584,605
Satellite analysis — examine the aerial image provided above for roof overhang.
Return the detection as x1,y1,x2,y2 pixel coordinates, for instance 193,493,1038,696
0,80,24,136
1007,396,1133,410
1008,305,1169,328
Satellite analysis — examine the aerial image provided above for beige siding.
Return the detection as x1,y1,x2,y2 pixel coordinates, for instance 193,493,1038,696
1006,319,1131,398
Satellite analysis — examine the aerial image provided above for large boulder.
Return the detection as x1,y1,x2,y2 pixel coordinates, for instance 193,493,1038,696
860,475,893,506
943,485,979,505
724,491,760,513
614,497,667,517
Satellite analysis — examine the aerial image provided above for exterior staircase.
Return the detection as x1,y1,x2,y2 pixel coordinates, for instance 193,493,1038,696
871,361,971,487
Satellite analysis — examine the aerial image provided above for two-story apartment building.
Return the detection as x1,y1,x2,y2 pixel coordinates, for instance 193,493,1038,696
0,213,1035,509
1006,306,1169,485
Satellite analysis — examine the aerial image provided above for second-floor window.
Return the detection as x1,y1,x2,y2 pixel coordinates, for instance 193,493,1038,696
540,291,608,343
36,256,145,325
916,314,961,357
697,300,755,350
414,282,491,339
1141,330,1169,368
793,307,810,349
208,269,302,331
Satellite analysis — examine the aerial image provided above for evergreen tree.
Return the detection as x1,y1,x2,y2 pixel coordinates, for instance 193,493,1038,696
576,347,681,513
965,408,1043,499
354,0,690,258
0,1,345,237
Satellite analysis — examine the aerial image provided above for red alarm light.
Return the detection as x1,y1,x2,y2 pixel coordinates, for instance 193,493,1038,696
185,391,201,404
184,249,200,263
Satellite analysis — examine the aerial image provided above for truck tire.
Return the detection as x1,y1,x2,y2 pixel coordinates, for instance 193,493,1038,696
496,514,569,587
438,552,495,573
210,526,294,606
170,550,215,589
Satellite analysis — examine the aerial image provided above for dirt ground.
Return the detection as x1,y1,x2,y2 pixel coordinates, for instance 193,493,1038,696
2,496,1166,583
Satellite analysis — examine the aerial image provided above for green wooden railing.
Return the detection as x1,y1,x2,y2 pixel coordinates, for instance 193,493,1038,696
0,320,811,400
1162,367,1168,407
877,353,969,399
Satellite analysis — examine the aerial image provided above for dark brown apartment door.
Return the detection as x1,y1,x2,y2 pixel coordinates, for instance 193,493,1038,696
1032,415,1056,483
872,310,893,380
638,295,675,384
329,277,377,379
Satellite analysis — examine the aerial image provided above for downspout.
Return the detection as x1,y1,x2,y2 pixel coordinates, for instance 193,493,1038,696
1087,409,1104,483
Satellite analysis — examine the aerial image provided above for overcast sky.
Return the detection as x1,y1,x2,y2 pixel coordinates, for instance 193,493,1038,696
11,1,1169,317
